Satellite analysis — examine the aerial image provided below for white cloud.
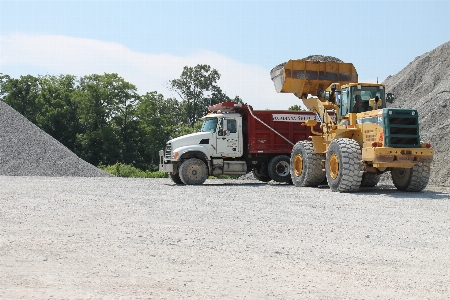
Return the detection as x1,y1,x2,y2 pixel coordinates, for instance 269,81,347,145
0,33,303,110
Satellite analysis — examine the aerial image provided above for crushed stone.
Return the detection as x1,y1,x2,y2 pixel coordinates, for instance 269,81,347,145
0,100,111,177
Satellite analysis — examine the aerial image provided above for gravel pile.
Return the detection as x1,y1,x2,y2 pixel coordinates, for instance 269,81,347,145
383,40,450,186
0,100,111,177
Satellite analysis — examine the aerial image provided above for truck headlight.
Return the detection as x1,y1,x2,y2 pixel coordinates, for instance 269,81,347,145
174,152,179,159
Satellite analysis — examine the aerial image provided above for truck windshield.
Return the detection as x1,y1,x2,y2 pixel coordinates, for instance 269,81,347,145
200,117,218,132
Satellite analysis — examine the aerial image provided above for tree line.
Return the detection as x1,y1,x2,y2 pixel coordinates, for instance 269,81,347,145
0,65,241,171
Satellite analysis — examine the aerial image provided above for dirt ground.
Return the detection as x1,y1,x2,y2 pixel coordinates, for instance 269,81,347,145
1,177,449,299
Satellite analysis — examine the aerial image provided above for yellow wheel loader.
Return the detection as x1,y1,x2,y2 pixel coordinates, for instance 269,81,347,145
271,60,434,192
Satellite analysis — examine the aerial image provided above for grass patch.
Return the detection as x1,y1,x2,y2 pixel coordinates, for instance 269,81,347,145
99,163,168,178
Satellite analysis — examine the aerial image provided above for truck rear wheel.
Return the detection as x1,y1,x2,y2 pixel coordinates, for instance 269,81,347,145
326,139,362,192
170,173,184,184
179,158,208,185
252,167,271,182
268,155,291,183
360,173,381,187
290,141,325,187
391,164,430,192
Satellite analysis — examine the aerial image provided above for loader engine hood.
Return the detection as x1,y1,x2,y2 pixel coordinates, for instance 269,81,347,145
164,132,214,160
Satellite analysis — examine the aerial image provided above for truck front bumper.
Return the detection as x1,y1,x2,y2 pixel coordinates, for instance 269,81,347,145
159,150,174,173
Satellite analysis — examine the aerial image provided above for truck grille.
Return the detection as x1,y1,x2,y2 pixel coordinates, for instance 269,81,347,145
384,109,420,148
165,143,172,158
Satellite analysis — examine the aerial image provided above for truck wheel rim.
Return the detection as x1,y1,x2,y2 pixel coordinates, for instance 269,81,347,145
276,161,290,176
329,154,339,179
293,154,303,176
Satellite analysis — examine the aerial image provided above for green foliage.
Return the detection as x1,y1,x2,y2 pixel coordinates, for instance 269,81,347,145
288,104,306,111
99,163,169,178
0,64,242,173
169,64,241,127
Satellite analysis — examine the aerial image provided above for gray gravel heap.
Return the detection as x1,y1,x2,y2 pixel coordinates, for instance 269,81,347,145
383,40,450,186
0,100,111,177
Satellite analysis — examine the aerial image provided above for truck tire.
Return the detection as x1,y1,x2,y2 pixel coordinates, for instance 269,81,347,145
268,155,291,183
170,173,184,184
360,173,381,187
290,141,325,187
252,167,271,182
391,164,430,192
179,158,208,185
326,139,362,192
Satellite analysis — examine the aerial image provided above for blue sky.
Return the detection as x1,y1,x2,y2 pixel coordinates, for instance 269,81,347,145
1,0,449,110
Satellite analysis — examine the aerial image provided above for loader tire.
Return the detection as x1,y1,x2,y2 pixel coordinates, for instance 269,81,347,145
326,139,363,192
268,155,291,183
179,158,208,185
360,173,381,187
252,167,271,182
391,164,430,192
290,141,325,187
170,173,184,184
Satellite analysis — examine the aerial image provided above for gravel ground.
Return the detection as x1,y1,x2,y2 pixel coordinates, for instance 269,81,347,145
1,177,449,299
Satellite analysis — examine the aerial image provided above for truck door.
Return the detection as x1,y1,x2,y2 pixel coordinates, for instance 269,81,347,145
216,118,242,157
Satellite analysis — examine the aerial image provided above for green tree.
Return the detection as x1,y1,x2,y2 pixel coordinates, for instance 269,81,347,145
135,92,182,170
288,104,306,111
75,73,139,166
35,74,80,150
0,74,41,123
169,64,238,127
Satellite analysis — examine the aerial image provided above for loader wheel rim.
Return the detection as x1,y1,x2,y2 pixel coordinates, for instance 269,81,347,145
329,153,339,179
293,154,303,177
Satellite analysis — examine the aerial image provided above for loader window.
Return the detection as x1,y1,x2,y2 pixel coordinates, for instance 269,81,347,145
350,86,385,112
340,88,349,116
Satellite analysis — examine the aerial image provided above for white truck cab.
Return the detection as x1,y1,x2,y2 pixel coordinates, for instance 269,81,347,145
159,112,246,184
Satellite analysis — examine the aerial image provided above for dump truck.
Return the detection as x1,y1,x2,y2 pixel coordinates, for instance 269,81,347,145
159,102,328,185
271,59,434,192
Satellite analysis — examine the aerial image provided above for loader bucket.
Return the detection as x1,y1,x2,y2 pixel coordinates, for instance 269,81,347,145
270,60,358,97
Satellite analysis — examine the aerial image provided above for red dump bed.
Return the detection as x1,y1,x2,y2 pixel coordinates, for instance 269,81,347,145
207,102,327,155
243,109,321,154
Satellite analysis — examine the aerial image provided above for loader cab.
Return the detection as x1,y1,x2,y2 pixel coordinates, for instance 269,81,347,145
338,84,386,121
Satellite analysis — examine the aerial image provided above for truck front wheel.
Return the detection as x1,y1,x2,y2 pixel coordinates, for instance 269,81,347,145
391,164,430,192
179,158,208,185
268,155,291,183
170,173,184,184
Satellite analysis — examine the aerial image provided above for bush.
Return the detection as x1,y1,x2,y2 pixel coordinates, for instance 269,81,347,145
99,163,168,178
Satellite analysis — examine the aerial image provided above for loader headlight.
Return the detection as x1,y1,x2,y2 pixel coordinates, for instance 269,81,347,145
412,111,416,115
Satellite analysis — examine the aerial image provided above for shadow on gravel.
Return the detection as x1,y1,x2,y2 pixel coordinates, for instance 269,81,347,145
164,182,449,199
165,182,286,187
352,186,450,199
